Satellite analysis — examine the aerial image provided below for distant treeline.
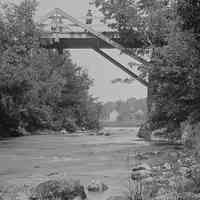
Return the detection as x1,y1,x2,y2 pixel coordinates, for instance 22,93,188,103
101,98,147,123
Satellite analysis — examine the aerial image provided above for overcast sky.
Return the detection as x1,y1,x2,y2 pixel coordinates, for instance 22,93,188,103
12,0,147,102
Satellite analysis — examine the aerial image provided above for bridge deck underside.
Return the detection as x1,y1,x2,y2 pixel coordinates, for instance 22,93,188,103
40,38,114,49
40,38,144,49
40,32,145,49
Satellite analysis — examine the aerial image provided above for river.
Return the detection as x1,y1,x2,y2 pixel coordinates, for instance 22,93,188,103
0,127,148,200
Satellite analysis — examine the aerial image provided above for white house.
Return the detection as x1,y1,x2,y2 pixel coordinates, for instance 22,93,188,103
109,110,119,122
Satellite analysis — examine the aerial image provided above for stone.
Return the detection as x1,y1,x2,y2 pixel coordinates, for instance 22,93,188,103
179,192,200,200
30,179,87,200
179,167,191,177
132,163,151,171
135,151,161,161
181,121,200,148
47,172,59,177
155,192,178,200
135,153,149,160
96,131,104,136
104,132,111,136
106,196,128,200
168,176,195,193
18,126,31,136
162,163,171,170
60,129,69,134
87,180,108,192
97,130,110,136
151,128,167,140
137,122,151,140
15,192,29,200
142,180,161,198
156,187,167,196
88,132,95,136
131,164,152,181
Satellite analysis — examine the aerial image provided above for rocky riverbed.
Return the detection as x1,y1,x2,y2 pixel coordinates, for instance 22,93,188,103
0,127,199,200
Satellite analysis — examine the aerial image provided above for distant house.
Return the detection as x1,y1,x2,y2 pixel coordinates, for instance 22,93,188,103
109,110,119,122
134,109,145,121
135,109,144,116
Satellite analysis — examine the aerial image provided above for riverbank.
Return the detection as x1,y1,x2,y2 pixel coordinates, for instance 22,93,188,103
0,127,198,200
0,128,142,199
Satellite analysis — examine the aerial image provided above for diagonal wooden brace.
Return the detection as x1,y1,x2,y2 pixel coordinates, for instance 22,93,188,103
40,8,152,69
93,48,148,87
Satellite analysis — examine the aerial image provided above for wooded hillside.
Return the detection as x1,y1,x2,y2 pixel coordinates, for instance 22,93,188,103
0,0,102,136
95,0,200,139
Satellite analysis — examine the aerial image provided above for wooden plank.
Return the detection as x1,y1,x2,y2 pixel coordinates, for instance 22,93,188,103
94,48,148,87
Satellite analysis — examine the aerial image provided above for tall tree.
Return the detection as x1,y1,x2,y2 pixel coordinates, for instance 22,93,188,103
95,0,200,138
0,0,102,136
95,0,174,131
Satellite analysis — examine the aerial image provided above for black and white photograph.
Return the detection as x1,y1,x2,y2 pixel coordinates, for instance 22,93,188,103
0,0,199,199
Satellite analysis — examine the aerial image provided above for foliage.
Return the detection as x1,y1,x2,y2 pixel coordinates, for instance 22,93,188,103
101,97,147,123
149,0,200,130
95,0,174,62
0,0,102,136
96,0,200,138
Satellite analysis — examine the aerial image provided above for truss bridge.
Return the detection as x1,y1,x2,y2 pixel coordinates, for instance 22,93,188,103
39,8,149,87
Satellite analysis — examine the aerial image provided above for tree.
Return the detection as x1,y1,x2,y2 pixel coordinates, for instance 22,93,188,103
152,0,200,126
0,0,102,136
95,0,174,127
95,0,200,138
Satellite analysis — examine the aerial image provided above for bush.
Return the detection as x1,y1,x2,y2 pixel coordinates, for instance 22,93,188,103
63,118,78,133
0,0,102,136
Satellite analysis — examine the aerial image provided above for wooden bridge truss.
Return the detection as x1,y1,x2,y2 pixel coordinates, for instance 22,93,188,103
39,8,149,87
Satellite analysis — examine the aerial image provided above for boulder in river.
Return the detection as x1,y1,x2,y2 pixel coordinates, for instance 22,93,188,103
131,164,152,181
179,192,200,200
155,192,200,200
60,129,69,134
30,179,87,200
96,131,104,136
104,132,111,136
17,126,31,136
106,195,128,200
87,180,108,192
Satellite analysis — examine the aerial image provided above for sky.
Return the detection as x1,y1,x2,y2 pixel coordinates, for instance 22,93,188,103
12,0,147,102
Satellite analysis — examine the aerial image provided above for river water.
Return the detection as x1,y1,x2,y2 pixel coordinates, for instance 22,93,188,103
0,127,148,200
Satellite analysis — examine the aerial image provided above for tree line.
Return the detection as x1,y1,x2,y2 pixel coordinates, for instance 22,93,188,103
101,97,147,122
0,0,102,136
95,0,200,139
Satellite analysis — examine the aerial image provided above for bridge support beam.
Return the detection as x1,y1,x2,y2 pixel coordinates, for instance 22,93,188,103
57,47,63,55
93,48,148,87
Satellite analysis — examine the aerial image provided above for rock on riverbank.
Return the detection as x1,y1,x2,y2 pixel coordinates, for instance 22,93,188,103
30,179,86,200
